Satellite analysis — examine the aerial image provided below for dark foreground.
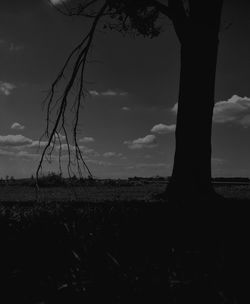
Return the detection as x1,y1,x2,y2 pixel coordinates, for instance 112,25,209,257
0,195,249,303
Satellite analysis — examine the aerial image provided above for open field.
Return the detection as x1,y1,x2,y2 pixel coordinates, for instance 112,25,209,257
0,182,250,203
1,182,249,303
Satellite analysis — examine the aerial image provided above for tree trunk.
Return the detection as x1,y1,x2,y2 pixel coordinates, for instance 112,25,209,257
167,2,223,201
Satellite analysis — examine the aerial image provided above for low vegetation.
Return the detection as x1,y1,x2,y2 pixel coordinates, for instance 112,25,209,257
1,178,249,303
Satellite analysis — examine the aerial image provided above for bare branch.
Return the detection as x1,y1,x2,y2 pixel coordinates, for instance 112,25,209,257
36,1,108,184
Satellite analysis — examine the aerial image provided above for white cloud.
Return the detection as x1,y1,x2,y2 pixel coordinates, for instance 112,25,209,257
0,148,15,156
0,147,41,159
56,143,75,152
121,106,131,111
102,151,124,158
171,95,250,128
24,135,65,150
50,0,68,5
11,122,25,130
213,95,250,125
0,81,16,96
79,136,95,143
0,131,100,163
0,135,32,147
127,163,168,169
151,123,176,134
102,90,118,96
53,133,66,142
89,89,128,97
80,145,99,156
103,152,116,158
89,90,99,96
54,143,99,157
27,140,49,148
124,134,157,149
86,159,113,166
0,134,100,161
119,92,128,96
16,150,41,159
10,43,24,52
0,39,24,52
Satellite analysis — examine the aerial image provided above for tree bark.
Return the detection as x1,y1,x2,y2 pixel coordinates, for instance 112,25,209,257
167,1,223,201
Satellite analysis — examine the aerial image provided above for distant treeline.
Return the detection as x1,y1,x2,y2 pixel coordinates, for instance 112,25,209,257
0,173,249,187
0,173,171,187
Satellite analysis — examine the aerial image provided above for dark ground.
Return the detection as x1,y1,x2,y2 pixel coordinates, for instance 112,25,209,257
0,183,249,303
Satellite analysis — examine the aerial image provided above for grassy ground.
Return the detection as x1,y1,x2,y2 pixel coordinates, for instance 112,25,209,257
0,183,249,303
0,182,250,203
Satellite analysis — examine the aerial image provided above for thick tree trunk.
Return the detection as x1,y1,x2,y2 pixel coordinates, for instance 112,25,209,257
167,2,223,201
168,37,218,198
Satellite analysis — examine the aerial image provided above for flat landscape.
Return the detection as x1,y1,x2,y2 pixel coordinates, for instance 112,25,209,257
0,181,250,203
1,181,249,303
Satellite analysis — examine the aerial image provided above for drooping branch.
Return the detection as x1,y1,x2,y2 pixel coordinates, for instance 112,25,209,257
36,1,108,182
37,0,191,184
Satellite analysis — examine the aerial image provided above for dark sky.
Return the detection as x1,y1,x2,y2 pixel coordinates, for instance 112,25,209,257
0,0,250,178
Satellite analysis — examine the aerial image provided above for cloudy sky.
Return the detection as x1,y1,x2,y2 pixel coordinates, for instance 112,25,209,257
0,0,250,178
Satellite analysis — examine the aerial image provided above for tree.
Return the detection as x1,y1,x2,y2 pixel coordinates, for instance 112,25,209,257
165,0,224,201
38,0,224,201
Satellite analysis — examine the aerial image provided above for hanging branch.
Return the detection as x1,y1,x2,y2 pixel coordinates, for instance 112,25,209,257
36,0,175,186
36,2,108,183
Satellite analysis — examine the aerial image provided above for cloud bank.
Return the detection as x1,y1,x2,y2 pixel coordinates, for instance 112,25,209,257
0,135,32,146
213,95,250,126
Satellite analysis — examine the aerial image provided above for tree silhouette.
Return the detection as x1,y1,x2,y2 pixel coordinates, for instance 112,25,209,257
38,0,224,201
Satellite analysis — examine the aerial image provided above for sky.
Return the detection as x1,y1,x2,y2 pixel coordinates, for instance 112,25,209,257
1,0,250,179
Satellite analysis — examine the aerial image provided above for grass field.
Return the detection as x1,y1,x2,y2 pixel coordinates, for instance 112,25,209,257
1,182,249,303
0,182,250,203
